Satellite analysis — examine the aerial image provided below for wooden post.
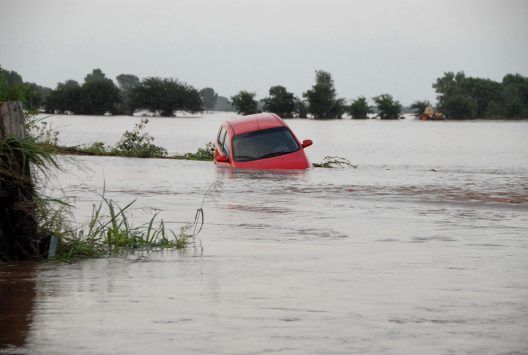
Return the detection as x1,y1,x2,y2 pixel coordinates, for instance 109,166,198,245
0,102,26,139
0,101,39,261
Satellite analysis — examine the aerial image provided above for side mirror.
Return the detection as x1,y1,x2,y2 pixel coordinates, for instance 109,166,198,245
216,153,228,163
302,139,313,148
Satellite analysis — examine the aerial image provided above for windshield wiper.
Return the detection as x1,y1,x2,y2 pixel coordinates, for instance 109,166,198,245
258,151,291,159
234,155,256,161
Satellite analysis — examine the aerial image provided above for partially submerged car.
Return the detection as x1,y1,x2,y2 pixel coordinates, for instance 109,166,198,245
214,113,313,170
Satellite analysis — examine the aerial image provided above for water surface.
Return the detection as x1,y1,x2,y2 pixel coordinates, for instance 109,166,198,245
1,114,527,354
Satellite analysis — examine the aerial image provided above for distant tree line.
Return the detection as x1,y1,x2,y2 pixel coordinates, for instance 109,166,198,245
2,65,527,119
431,71,528,119
44,69,204,116
0,67,206,117
0,66,52,110
231,70,403,120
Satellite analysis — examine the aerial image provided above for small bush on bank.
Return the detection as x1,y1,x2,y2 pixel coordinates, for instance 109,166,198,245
115,118,167,157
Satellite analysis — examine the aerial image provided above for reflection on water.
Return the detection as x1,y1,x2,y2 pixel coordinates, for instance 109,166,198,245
0,263,36,350
1,115,527,353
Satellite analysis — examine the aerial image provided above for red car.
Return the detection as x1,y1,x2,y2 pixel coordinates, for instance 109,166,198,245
214,113,313,170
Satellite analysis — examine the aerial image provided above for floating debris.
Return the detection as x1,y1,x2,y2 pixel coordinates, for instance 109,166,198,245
313,156,357,169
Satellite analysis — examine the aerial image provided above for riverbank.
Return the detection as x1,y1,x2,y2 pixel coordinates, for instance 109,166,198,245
43,143,215,161
43,143,355,168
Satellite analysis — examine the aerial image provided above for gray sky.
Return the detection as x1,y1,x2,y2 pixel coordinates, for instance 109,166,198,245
1,0,527,105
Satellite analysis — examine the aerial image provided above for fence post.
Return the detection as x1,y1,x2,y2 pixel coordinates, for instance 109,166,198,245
0,102,26,138
0,101,39,260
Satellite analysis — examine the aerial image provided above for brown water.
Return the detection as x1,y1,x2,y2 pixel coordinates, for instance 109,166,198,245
1,114,528,354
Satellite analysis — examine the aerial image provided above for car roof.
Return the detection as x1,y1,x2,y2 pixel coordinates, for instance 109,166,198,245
225,113,286,135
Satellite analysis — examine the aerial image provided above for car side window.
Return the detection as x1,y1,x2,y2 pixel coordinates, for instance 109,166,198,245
218,127,226,145
222,132,230,158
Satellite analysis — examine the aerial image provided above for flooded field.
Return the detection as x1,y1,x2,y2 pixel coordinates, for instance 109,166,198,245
1,114,528,354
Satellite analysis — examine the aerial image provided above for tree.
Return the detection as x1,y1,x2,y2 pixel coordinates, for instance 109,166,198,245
84,68,107,84
130,77,203,116
262,85,296,118
303,70,345,119
294,97,308,118
79,81,121,115
181,86,204,114
117,74,140,93
24,83,51,111
199,87,218,111
461,77,502,117
410,100,431,118
0,66,23,87
348,96,372,119
0,66,51,110
0,67,26,102
45,80,82,114
79,70,122,115
116,74,140,115
231,91,258,115
373,94,402,119
214,96,234,111
44,69,121,115
432,71,506,119
442,94,477,119
501,74,528,118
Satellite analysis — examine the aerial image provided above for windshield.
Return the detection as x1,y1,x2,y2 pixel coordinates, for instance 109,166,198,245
233,127,300,162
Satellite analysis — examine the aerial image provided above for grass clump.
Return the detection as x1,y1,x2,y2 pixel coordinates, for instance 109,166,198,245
47,194,193,261
0,134,60,260
83,141,110,155
313,156,357,168
175,142,214,161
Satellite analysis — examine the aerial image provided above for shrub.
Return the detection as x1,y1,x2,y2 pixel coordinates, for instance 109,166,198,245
115,118,167,157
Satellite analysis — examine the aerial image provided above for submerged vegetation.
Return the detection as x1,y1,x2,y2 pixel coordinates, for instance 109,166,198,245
45,194,193,261
0,133,195,262
312,156,357,169
43,118,168,159
175,142,215,161
348,96,372,119
373,94,403,119
43,118,214,161
0,109,198,261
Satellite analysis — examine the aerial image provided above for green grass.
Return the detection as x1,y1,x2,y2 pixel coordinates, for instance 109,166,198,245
173,142,214,161
1,112,196,261
47,141,215,161
37,117,169,159
50,194,193,261
0,134,61,261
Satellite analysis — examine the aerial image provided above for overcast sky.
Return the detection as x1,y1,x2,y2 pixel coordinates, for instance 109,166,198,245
1,0,527,104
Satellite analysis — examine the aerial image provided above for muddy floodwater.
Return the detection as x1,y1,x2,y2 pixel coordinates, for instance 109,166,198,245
1,114,528,354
